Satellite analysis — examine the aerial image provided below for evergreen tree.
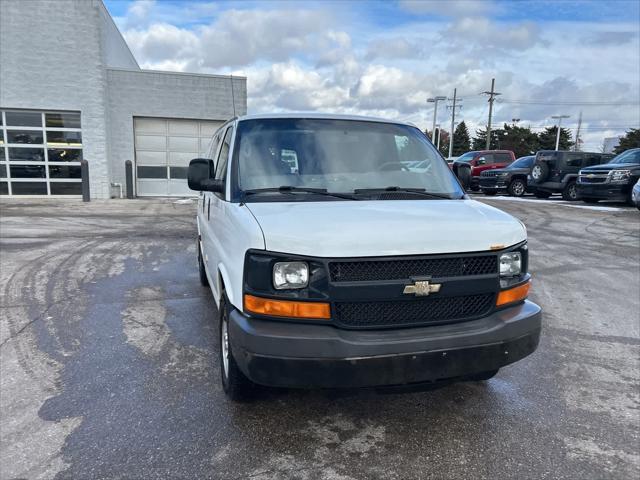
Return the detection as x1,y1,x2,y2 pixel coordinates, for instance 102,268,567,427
472,127,504,150
452,121,471,156
537,126,574,151
497,123,539,157
614,128,640,154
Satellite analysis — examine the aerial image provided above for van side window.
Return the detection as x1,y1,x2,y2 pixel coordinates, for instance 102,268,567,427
215,127,233,181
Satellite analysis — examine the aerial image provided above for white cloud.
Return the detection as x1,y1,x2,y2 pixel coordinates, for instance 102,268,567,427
399,0,495,17
114,1,639,149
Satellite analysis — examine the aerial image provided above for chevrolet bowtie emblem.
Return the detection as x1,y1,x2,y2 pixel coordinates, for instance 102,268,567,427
403,280,441,296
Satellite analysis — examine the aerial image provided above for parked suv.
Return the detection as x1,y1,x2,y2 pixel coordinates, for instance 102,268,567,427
529,150,613,200
187,114,541,400
453,150,516,191
479,155,535,197
577,148,640,204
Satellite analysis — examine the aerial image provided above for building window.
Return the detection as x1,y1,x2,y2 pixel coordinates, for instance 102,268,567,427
0,109,83,196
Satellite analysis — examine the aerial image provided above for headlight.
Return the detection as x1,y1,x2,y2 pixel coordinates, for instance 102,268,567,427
499,252,522,277
273,261,309,289
609,170,631,184
497,172,509,178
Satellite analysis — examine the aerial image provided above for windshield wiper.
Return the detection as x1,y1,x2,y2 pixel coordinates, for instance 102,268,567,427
243,186,359,200
353,186,460,200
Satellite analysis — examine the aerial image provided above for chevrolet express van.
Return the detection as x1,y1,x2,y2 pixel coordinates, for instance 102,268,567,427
188,114,541,400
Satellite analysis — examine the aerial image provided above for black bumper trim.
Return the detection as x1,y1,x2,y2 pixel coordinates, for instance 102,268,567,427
229,300,542,388
237,330,540,388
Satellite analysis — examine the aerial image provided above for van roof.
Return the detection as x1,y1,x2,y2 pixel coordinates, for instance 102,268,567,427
236,112,416,127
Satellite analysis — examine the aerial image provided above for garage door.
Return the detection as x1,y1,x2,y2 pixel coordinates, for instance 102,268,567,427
134,117,223,196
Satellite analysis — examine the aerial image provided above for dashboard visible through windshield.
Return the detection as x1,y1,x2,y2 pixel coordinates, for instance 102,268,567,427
231,118,464,201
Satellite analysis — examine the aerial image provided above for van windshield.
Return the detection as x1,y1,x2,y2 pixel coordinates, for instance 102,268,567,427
232,118,464,200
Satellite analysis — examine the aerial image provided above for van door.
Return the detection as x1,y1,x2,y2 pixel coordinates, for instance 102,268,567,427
202,125,234,302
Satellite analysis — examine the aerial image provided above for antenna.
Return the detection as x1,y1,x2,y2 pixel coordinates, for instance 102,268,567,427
230,74,236,117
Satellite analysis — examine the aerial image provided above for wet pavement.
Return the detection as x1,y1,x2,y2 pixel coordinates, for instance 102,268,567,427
1,196,638,479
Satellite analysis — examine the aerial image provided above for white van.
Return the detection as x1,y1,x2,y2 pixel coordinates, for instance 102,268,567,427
188,113,541,400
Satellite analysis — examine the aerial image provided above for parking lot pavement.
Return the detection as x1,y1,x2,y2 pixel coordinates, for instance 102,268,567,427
1,197,638,480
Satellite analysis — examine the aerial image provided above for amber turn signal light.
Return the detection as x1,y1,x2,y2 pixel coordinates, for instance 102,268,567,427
496,281,530,307
244,294,331,319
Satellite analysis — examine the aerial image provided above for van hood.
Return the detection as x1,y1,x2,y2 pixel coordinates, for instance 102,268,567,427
246,200,526,257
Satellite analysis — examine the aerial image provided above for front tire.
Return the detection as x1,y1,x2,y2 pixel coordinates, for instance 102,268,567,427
219,295,255,401
508,179,526,197
562,181,579,201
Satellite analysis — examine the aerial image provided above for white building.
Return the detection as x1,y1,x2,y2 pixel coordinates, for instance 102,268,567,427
0,0,246,198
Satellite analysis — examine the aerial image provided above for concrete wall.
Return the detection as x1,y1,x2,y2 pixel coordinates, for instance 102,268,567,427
0,0,111,198
106,69,247,188
98,2,139,70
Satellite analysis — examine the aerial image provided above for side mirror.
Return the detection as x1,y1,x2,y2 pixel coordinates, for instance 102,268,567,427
477,157,487,165
187,158,224,193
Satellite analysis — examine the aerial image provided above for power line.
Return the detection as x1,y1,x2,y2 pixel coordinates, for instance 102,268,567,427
496,99,640,106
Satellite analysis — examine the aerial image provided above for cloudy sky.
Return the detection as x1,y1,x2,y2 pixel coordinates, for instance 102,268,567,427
105,0,640,151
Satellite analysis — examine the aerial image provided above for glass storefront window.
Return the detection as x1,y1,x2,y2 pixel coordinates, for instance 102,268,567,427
49,165,81,179
10,165,46,178
47,130,82,146
11,182,48,195
50,182,82,195
7,130,44,144
8,148,45,161
137,166,167,178
45,112,81,129
5,111,42,127
2,109,82,196
48,148,82,162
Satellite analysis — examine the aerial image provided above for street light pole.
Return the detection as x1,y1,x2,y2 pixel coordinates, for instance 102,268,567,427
427,96,447,142
436,124,441,150
551,115,570,151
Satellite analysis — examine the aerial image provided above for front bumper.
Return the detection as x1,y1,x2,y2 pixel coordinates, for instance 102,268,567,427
229,300,541,388
479,177,507,191
577,182,630,201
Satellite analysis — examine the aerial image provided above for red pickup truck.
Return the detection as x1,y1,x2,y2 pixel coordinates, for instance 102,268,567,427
453,150,516,191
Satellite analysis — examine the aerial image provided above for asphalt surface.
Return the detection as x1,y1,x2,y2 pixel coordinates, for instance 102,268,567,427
1,196,638,480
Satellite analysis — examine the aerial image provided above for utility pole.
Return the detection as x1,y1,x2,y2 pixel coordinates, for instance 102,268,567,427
574,111,582,151
447,88,462,158
427,96,447,142
482,78,501,150
436,124,441,151
551,114,570,151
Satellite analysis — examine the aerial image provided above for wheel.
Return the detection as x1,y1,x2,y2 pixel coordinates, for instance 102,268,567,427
508,179,526,197
530,163,549,183
470,184,480,192
483,189,497,196
197,239,209,287
534,190,551,199
219,294,255,401
562,181,579,201
582,198,599,204
467,369,499,381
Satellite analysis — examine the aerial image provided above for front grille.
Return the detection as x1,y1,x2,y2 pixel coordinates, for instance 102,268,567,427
334,293,495,328
578,174,608,184
329,255,497,282
481,170,499,177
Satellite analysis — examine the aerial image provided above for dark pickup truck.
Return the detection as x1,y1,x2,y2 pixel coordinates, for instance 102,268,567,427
577,148,640,204
528,151,614,200
479,155,535,197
